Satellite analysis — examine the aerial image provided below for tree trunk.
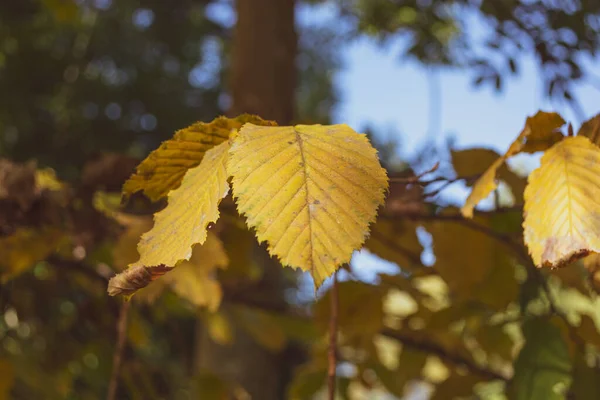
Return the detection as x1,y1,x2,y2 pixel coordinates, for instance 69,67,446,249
229,0,297,124
196,0,298,399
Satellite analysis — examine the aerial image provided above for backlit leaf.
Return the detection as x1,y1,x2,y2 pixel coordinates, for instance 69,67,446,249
228,123,388,288
119,232,228,309
134,140,230,269
452,148,526,203
462,111,565,217
158,232,229,311
123,114,275,201
509,317,572,399
523,136,600,268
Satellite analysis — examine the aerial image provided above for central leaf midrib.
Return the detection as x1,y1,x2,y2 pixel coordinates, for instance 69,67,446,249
294,128,314,269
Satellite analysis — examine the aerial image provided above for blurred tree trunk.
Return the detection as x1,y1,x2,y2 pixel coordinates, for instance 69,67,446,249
195,0,298,399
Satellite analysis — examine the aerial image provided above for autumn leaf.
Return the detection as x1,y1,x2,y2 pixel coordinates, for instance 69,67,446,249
111,232,228,310
523,136,600,268
452,148,526,203
578,113,600,146
228,123,388,288
462,111,565,217
134,140,230,269
123,114,275,201
161,232,228,311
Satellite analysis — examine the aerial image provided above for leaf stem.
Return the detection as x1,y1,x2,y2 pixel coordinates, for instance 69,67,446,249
107,300,131,400
328,272,339,400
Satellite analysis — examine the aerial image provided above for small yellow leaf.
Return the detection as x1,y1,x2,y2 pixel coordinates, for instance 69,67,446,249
452,148,526,203
462,111,565,218
113,232,228,309
158,232,229,311
524,136,600,268
133,140,230,269
228,124,388,288
123,114,275,201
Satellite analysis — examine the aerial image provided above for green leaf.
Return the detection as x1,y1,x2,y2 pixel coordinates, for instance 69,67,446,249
509,317,572,400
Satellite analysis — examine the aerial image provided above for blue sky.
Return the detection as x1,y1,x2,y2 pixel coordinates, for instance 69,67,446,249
336,38,600,155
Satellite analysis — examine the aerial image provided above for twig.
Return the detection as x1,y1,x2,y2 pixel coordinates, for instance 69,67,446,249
380,328,508,381
328,272,339,400
107,300,131,400
388,162,440,183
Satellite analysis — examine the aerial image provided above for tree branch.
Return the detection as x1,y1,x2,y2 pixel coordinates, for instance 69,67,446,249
328,273,339,400
107,300,131,400
380,328,508,381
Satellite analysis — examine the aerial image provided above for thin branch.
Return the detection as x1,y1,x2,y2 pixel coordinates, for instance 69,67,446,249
380,328,508,381
107,300,131,400
328,272,339,400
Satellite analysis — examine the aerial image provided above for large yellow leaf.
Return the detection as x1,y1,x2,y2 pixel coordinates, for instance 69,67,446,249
462,111,565,218
523,136,600,268
123,114,275,201
133,140,230,269
228,123,388,288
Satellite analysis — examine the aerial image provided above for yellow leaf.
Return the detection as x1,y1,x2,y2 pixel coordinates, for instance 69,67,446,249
523,136,600,268
228,124,388,288
113,232,228,309
133,140,230,269
158,232,229,311
452,148,526,203
123,114,276,201
462,111,565,217
0,227,64,282
112,216,153,270
578,113,600,146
